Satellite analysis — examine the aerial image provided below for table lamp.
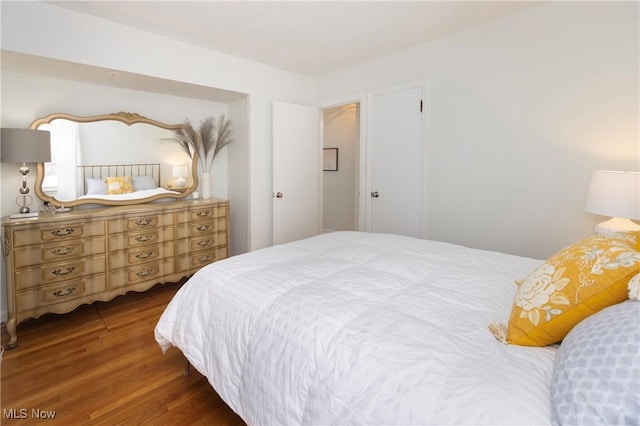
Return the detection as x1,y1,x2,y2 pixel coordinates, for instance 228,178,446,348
172,165,189,188
1,128,51,217
585,170,640,234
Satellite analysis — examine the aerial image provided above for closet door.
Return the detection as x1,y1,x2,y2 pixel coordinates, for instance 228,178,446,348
272,101,321,245
368,83,426,238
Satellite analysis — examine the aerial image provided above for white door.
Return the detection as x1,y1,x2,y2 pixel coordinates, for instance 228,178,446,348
273,101,321,245
368,83,425,238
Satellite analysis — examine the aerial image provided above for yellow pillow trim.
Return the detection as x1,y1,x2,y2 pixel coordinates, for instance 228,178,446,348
629,273,640,300
504,232,640,347
105,176,134,195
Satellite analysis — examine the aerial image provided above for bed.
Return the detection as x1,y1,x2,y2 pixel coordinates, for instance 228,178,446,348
154,231,639,425
77,163,180,200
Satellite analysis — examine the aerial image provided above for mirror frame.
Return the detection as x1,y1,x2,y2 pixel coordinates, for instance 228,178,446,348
31,111,197,207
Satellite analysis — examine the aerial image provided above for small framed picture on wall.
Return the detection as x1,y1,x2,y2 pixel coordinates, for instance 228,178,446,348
323,148,338,171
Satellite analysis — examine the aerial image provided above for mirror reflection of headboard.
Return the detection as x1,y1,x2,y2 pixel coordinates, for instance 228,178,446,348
32,112,198,207
79,163,161,196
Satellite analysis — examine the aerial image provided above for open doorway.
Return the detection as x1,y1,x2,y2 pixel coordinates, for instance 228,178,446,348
322,102,360,233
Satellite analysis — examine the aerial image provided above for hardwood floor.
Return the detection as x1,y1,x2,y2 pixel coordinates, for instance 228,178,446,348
0,282,245,425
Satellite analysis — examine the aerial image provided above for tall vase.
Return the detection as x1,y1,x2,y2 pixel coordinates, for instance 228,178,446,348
201,172,212,199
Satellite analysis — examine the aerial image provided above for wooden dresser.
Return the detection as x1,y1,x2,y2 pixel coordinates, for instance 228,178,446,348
1,198,229,348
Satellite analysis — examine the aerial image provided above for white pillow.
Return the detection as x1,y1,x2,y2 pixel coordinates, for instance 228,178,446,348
86,178,107,195
132,176,157,191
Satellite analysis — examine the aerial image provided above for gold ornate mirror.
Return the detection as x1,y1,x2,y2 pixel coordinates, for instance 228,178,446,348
32,112,197,207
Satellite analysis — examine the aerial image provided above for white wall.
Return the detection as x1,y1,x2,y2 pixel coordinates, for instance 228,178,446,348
318,1,639,259
322,104,359,232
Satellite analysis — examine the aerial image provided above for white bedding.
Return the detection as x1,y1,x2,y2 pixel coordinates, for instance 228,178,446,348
155,231,558,425
78,187,179,201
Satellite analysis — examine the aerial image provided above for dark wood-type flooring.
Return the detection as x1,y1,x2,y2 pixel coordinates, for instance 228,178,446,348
1,281,245,425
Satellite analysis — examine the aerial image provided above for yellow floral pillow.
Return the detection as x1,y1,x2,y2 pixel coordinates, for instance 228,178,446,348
501,232,640,346
105,176,134,195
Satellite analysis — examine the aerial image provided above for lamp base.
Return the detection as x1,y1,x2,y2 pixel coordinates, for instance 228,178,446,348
594,217,640,234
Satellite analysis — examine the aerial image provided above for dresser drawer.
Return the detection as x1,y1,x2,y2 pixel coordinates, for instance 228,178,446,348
189,207,216,221
178,247,228,271
177,232,227,252
127,244,174,265
14,256,107,290
109,244,175,268
191,235,216,251
16,275,107,312
107,213,175,233
189,222,215,236
189,204,228,221
110,261,177,289
108,227,174,250
13,238,106,269
12,221,105,247
178,218,227,239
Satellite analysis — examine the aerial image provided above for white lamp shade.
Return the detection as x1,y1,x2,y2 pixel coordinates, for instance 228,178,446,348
1,128,51,163
585,170,640,220
172,165,189,178
172,165,189,188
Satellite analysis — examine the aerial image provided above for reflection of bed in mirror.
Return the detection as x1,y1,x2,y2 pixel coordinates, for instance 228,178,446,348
32,112,197,207
77,163,181,201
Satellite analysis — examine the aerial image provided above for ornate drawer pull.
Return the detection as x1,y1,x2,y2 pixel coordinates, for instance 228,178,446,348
196,225,211,232
197,255,212,263
51,228,76,237
195,211,211,218
196,240,211,247
135,251,154,260
136,269,154,278
135,235,154,243
52,287,76,298
52,266,76,277
134,218,153,226
51,246,74,256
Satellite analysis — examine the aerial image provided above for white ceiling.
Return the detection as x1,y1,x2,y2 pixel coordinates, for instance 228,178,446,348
47,1,539,76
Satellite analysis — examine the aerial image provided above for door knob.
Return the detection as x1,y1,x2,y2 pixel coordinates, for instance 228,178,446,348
275,192,284,198
371,191,379,198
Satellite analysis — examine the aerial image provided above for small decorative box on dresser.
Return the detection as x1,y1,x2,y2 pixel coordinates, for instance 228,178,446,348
1,198,229,348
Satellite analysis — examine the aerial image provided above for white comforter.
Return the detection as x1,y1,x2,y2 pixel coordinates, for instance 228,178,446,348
155,232,558,425
78,187,179,200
